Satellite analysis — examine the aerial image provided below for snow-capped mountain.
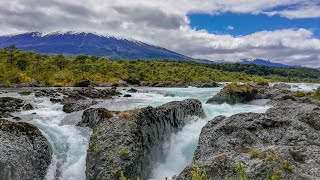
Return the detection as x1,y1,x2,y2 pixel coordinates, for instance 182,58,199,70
0,32,193,61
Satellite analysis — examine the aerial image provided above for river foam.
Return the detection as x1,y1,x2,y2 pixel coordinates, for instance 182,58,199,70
0,86,289,180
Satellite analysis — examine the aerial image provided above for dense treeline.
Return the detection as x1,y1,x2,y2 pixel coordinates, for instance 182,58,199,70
201,63,320,80
0,47,319,86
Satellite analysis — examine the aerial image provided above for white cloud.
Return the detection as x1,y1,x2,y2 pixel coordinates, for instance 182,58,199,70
227,26,235,30
263,5,320,19
0,0,319,67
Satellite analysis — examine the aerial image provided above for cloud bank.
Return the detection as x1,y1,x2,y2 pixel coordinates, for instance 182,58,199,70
0,0,319,67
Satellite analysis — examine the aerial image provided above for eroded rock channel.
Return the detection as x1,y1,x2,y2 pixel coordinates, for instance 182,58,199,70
80,99,205,180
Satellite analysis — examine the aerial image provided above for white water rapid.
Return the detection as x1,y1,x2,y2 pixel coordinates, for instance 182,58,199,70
1,83,318,180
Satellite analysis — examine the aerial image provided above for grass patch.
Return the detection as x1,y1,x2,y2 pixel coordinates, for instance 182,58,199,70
118,147,129,157
268,168,282,180
18,91,32,96
191,158,208,180
98,109,113,119
255,79,269,86
234,162,249,180
224,82,256,94
119,111,130,119
280,161,292,173
311,87,320,100
293,91,308,97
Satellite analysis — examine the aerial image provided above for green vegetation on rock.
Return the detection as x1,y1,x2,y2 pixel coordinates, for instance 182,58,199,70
98,109,113,119
234,162,249,180
191,158,208,180
224,82,256,95
312,87,320,99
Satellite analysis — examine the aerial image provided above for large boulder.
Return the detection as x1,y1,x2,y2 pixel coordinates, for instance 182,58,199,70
206,83,258,104
0,119,52,180
206,83,290,104
84,99,205,180
177,99,320,180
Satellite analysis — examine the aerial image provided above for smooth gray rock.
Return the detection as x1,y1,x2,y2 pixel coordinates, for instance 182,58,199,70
0,119,52,180
85,99,205,180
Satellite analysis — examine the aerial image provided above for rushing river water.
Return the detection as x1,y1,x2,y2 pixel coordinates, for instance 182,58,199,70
1,83,319,180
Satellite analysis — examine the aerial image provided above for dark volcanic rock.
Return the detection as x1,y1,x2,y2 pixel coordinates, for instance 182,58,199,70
177,99,320,180
74,80,91,87
22,103,34,111
60,88,121,113
0,119,52,180
62,100,97,113
123,77,140,86
74,88,121,99
206,83,258,104
192,82,219,88
206,83,289,104
77,108,113,129
127,88,138,93
0,97,33,118
34,89,59,97
123,94,132,98
84,99,205,180
50,98,62,104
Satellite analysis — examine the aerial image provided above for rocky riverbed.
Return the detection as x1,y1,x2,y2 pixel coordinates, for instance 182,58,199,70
0,83,319,180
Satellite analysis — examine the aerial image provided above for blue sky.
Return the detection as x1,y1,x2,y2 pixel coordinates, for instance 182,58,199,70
0,0,320,67
188,13,320,38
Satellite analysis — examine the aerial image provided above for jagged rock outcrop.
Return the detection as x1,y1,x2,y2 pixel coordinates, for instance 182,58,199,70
83,99,205,180
0,119,52,180
178,98,320,180
0,97,34,118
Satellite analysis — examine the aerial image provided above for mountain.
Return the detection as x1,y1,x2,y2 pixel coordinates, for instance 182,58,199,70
0,32,193,61
241,59,302,68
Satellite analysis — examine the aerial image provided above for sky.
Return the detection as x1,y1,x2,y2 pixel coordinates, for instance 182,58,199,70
0,0,320,68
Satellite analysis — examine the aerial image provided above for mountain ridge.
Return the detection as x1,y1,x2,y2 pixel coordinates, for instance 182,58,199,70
0,32,193,61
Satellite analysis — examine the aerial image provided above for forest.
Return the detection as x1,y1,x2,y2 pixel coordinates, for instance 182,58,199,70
0,46,319,86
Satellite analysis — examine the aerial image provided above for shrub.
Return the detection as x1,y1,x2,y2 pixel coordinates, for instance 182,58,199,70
234,162,249,180
191,158,208,180
312,87,320,99
98,109,113,119
119,111,130,119
268,168,282,180
280,161,292,173
224,82,256,95
255,79,269,86
118,147,129,157
293,91,307,97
